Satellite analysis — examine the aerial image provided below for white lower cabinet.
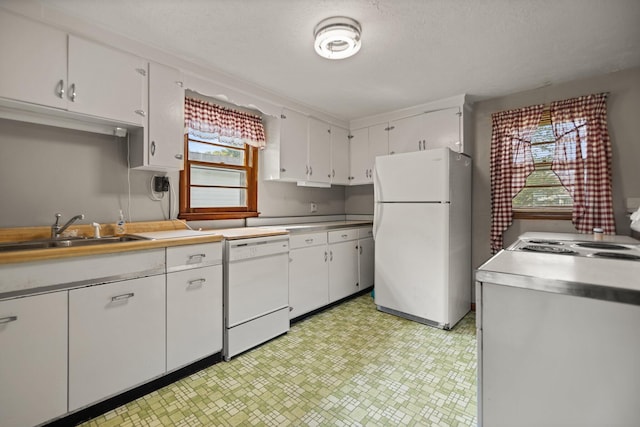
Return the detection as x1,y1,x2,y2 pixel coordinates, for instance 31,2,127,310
358,235,375,289
289,233,330,318
167,265,223,371
0,291,68,427
69,275,166,411
328,238,359,302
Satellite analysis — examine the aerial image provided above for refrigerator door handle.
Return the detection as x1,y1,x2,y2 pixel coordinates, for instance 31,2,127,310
373,167,381,240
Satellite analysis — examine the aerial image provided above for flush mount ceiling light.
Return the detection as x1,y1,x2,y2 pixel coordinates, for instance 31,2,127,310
314,16,362,60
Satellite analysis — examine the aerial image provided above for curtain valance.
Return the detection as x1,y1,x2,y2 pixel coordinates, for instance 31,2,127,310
184,97,266,149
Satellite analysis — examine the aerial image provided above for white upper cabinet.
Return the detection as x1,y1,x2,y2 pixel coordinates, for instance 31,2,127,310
279,107,309,181
330,126,350,185
388,107,461,155
307,117,331,184
349,123,389,185
67,36,147,126
130,62,185,170
0,10,68,109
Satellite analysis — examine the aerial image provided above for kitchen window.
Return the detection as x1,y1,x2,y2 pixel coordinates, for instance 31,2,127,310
179,97,265,220
511,108,577,219
490,93,615,253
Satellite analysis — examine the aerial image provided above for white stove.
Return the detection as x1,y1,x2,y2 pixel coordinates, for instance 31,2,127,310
508,237,640,261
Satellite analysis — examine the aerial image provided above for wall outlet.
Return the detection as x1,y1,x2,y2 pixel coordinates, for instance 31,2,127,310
153,176,170,192
310,202,318,213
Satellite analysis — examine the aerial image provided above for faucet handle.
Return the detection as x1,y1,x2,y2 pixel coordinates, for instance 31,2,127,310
54,213,61,226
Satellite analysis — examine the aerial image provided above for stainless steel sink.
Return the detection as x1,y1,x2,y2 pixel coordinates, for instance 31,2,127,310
0,235,149,252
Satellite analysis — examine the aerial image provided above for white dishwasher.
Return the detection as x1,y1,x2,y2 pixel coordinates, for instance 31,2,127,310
223,233,290,360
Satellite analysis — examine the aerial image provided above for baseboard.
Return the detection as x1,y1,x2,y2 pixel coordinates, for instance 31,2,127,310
45,352,222,427
291,286,374,324
471,302,476,311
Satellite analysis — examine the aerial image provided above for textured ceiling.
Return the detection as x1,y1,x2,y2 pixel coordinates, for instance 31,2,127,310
38,0,640,120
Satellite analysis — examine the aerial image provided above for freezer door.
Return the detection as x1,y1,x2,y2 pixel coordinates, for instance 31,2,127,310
374,203,449,323
374,148,450,203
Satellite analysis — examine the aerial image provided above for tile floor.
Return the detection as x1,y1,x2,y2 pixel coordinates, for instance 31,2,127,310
81,295,477,427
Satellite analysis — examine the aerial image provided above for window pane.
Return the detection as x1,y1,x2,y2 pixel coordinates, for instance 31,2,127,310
530,142,555,163
191,187,247,208
191,165,246,187
531,123,554,143
188,141,245,166
513,187,573,208
525,169,563,187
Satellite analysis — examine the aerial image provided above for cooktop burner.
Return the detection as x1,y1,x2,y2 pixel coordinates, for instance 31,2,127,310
574,242,629,250
521,245,578,255
590,252,640,261
527,239,563,245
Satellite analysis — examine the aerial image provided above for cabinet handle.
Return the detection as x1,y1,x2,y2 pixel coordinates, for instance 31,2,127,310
309,166,313,176
329,250,333,261
175,153,183,160
188,278,206,287
305,238,314,244
332,169,335,178
57,79,65,98
0,315,18,324
135,109,147,117
188,253,206,260
280,168,286,172
365,169,369,178
306,165,309,175
176,81,184,87
150,141,156,156
341,234,348,238
111,292,134,302
324,251,328,262
136,68,147,76
359,246,363,254
69,83,76,102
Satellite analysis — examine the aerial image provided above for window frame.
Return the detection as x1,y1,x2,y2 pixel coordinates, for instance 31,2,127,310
179,134,259,221
512,108,572,220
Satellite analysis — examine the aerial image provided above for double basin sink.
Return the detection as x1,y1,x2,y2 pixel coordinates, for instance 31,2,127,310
0,235,148,253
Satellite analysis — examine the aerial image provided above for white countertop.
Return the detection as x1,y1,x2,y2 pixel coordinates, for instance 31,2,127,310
476,249,640,305
519,231,639,244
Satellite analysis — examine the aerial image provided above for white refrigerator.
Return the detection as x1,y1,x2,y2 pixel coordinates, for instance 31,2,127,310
373,147,472,329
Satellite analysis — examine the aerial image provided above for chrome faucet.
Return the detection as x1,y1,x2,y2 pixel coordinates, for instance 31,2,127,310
51,213,85,239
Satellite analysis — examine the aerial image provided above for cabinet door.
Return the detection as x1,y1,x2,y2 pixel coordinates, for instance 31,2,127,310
289,245,330,318
0,292,67,427
167,265,223,371
68,35,147,125
368,123,390,182
328,240,359,302
422,107,461,152
348,127,369,185
279,108,308,181
330,126,350,185
0,10,67,109
69,275,165,411
388,114,423,154
148,62,185,169
308,118,331,183
358,237,375,289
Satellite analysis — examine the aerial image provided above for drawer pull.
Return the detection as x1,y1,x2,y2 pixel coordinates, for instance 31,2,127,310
305,238,314,244
188,278,206,287
188,253,206,260
0,315,18,324
111,292,134,302
341,234,348,238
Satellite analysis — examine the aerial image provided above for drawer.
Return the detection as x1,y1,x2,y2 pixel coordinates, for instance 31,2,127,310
166,242,222,272
289,232,327,249
358,227,373,239
328,228,359,243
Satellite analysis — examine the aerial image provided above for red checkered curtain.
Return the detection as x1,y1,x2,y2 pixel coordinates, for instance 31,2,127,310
550,93,615,234
490,105,545,253
184,97,266,148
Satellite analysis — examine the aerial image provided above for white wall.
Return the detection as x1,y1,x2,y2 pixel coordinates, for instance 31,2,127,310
0,118,174,227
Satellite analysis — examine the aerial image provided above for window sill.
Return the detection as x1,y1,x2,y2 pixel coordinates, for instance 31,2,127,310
513,209,572,220
178,212,259,221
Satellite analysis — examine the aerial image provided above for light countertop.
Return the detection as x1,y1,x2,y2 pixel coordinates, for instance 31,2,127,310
476,249,640,306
